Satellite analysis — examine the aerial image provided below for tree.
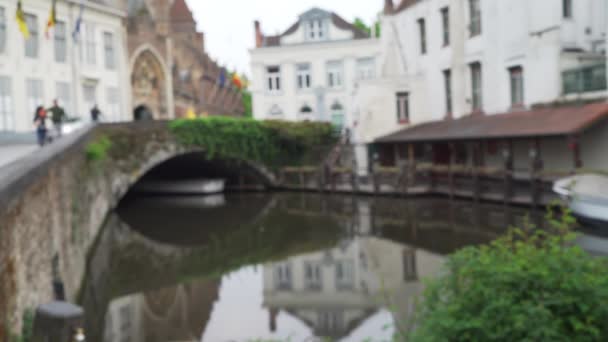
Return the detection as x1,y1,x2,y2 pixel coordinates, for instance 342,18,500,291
353,17,381,38
242,90,252,118
410,207,608,341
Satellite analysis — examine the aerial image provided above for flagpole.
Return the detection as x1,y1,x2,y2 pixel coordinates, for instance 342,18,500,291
69,1,80,120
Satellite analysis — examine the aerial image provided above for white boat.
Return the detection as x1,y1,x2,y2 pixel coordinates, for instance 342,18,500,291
134,178,226,195
553,174,608,226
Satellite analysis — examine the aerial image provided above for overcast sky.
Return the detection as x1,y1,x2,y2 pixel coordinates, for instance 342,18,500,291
187,0,383,76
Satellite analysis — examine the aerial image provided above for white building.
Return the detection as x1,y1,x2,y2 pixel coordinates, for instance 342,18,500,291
0,0,131,133
250,8,381,136
354,0,608,173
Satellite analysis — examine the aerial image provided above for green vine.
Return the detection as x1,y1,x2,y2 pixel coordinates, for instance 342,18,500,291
85,135,112,163
169,117,337,167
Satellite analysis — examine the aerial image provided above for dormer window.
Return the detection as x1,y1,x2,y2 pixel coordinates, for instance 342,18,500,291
305,19,327,42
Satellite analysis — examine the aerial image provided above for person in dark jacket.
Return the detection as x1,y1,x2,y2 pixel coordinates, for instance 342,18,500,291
48,99,67,137
91,105,102,123
33,106,48,147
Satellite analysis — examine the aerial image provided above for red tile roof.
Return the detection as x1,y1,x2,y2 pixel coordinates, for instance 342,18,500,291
376,102,608,143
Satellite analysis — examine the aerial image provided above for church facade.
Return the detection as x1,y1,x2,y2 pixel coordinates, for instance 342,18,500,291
127,0,244,120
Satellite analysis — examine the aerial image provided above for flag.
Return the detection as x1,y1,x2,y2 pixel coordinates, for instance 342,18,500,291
232,73,243,90
218,68,226,88
72,0,84,42
15,0,29,39
45,0,57,39
186,108,196,119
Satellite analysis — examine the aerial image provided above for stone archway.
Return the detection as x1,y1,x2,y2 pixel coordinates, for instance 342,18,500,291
131,49,168,119
134,104,154,121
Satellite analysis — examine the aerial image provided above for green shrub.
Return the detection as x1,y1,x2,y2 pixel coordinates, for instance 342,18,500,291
169,117,337,167
85,135,112,162
411,207,608,341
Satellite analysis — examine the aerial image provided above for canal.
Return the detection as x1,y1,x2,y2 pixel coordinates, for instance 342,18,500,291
77,192,601,342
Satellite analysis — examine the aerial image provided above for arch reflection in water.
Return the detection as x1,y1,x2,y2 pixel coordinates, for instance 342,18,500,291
84,193,561,341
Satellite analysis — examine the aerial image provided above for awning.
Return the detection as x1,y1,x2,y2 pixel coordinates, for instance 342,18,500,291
376,102,608,143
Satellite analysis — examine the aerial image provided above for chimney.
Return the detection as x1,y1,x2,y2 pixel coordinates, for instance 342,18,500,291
384,0,394,15
254,20,264,48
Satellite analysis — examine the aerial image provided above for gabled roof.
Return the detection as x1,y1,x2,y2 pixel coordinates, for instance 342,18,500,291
261,9,369,47
171,0,195,23
393,0,421,14
376,102,608,143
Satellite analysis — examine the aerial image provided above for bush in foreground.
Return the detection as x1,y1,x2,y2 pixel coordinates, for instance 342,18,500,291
411,207,608,341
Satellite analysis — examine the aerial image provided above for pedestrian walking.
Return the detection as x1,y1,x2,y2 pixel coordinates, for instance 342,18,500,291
48,99,67,138
33,106,48,147
90,104,102,123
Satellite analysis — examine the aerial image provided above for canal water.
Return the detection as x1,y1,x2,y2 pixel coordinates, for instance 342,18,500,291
78,192,599,342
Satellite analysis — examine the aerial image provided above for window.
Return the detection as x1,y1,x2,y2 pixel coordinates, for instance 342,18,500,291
274,263,292,290
509,66,524,107
0,77,13,131
304,262,322,290
469,0,481,37
83,84,97,112
563,0,572,18
470,62,483,112
330,101,344,131
56,82,72,117
403,249,418,282
107,87,120,121
266,66,281,92
327,61,343,88
104,32,115,69
268,104,283,117
335,260,354,290
417,18,426,54
356,58,376,81
85,24,96,65
54,21,67,63
296,63,311,90
444,69,452,114
396,92,409,123
26,79,44,115
300,104,313,118
441,7,450,46
306,19,326,41
0,7,6,53
25,14,38,58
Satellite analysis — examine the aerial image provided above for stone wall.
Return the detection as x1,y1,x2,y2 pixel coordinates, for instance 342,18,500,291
0,122,275,338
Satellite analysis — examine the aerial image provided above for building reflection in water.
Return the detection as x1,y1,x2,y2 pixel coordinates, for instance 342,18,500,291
263,236,443,340
103,279,219,342
90,193,569,341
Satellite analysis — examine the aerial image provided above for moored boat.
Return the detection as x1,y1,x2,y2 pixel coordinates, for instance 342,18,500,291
553,174,608,227
134,178,226,195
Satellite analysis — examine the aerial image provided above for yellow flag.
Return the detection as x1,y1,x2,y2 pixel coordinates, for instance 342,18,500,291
16,0,29,39
186,108,196,119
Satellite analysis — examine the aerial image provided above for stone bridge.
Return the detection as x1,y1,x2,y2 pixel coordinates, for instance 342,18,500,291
0,122,277,337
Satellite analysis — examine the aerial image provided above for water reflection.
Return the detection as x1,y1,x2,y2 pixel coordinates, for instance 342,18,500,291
80,193,595,342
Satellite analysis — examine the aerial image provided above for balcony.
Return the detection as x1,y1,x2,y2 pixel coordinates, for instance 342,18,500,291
562,63,607,95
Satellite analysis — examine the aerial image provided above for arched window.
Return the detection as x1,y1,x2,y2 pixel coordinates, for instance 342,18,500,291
269,104,283,117
300,104,313,114
330,101,344,131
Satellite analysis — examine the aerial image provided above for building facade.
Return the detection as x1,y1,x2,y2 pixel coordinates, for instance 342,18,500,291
127,0,244,120
250,8,381,134
354,0,608,174
0,0,131,133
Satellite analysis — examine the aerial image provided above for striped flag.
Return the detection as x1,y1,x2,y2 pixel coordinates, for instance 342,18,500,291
15,0,29,39
72,0,84,42
45,0,57,39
